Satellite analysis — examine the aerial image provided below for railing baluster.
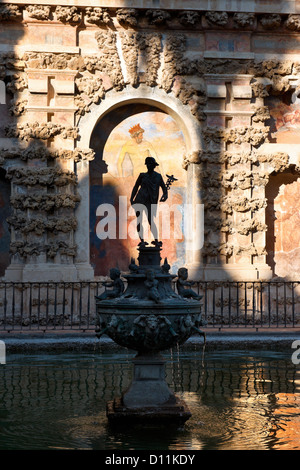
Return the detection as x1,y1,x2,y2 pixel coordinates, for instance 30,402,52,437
87,282,91,329
71,283,74,329
20,284,24,331
212,282,215,327
79,283,83,330
252,282,255,327
236,282,239,327
46,283,49,328
38,283,41,330
228,282,231,327
62,282,66,330
4,282,7,331
220,283,223,327
54,283,57,330
12,282,15,331
204,282,207,323
244,282,247,327
268,282,271,327
284,282,287,327
292,282,295,327
260,281,263,327
276,283,279,327
29,283,32,330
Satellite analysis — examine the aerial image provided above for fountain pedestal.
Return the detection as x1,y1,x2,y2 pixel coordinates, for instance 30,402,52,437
106,353,191,426
96,244,205,426
123,354,175,408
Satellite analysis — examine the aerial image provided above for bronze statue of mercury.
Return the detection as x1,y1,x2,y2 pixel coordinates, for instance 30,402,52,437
130,156,168,247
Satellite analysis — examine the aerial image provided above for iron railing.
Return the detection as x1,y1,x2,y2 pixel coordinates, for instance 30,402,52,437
0,280,299,332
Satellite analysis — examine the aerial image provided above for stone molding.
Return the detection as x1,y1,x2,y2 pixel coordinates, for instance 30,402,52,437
0,4,300,33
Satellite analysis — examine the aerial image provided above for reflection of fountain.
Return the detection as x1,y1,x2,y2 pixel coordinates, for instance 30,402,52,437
95,244,205,426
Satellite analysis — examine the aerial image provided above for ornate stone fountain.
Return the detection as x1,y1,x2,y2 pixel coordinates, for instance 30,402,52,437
95,157,205,426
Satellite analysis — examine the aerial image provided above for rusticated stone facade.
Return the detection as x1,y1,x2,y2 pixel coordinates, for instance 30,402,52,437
0,1,300,281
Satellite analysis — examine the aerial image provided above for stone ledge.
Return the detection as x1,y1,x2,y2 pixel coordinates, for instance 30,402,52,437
2,1,297,15
203,51,255,59
1,329,299,352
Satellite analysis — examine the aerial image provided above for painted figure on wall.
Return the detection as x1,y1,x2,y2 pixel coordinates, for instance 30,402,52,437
266,93,300,143
90,108,187,276
117,123,163,179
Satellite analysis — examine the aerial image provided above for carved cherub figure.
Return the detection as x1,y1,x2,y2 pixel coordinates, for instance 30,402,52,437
97,267,124,300
144,269,160,303
176,267,202,300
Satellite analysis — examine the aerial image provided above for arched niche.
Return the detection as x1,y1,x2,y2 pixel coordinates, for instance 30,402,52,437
75,85,203,280
265,167,300,278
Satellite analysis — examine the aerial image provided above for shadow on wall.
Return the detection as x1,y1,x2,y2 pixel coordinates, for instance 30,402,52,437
0,168,11,276
0,4,79,279
0,3,25,276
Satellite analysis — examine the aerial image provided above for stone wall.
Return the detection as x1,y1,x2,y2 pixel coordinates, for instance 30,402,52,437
0,1,299,281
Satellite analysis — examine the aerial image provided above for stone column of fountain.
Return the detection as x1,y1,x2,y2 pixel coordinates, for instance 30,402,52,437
95,157,205,426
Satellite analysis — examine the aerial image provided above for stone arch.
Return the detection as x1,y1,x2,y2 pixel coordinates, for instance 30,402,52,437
74,85,204,279
77,85,203,153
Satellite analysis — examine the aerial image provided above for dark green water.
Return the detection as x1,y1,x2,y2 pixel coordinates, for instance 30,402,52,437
0,349,299,450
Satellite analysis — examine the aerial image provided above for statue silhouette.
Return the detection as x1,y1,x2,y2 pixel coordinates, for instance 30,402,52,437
130,157,168,247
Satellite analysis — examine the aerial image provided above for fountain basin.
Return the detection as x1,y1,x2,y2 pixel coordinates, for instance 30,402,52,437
95,299,204,353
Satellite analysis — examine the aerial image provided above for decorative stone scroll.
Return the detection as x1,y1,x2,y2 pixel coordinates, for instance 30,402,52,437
259,14,282,29
177,11,200,26
55,6,81,24
233,12,255,28
94,31,124,90
161,34,186,93
116,8,138,27
85,7,111,25
285,14,300,31
203,126,270,147
145,9,171,25
119,31,162,88
0,4,22,21
25,5,51,20
205,11,228,26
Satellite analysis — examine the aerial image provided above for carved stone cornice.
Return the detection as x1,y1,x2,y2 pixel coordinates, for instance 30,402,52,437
1,4,300,33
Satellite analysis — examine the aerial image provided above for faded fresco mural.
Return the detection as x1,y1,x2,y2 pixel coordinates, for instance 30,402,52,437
265,94,300,278
266,172,300,278
267,93,300,143
90,107,187,277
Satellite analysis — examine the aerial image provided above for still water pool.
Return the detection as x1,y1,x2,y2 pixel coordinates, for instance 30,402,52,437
0,348,299,450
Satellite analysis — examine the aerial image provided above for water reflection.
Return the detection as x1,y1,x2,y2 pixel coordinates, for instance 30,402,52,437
0,350,299,450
